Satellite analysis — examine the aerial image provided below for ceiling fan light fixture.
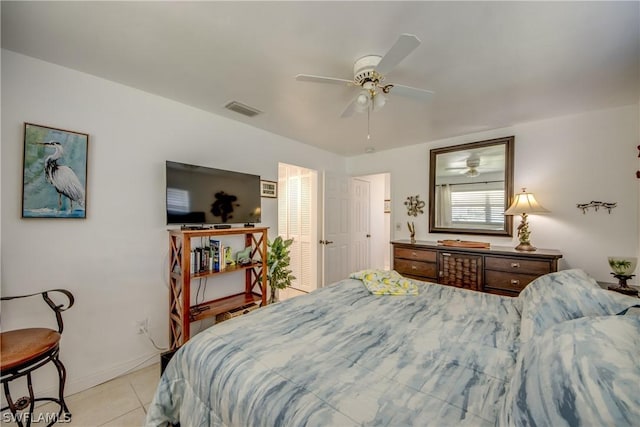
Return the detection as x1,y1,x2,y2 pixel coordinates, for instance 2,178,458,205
465,168,480,178
373,92,386,111
354,90,371,113
356,91,370,105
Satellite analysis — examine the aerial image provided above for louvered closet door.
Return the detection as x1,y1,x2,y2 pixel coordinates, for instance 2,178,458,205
278,163,317,293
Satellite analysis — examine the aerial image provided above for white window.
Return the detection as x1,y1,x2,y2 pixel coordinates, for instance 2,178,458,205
450,189,504,226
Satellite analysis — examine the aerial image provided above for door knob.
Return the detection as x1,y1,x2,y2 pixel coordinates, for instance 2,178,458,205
366,234,371,238
326,240,334,244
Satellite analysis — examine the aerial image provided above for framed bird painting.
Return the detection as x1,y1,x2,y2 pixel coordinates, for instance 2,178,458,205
22,123,89,219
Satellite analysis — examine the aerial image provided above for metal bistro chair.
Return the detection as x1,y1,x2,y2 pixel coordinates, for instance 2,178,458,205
0,289,74,427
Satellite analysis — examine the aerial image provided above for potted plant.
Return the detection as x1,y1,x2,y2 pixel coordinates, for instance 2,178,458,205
266,236,296,303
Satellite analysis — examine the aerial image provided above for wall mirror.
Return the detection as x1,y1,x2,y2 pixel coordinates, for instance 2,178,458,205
429,136,514,236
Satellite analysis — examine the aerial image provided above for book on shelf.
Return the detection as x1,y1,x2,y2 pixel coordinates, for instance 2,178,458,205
209,239,221,272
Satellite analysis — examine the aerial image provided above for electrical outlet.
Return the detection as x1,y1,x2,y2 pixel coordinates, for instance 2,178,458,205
136,318,148,335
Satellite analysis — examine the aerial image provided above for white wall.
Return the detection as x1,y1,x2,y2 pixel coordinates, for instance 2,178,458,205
0,50,346,396
347,105,640,285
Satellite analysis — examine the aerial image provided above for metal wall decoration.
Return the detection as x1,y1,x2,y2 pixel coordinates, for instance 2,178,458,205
404,195,425,217
22,123,89,219
576,201,617,214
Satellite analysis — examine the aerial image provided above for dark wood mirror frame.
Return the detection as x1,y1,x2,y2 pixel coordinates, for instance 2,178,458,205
429,136,514,236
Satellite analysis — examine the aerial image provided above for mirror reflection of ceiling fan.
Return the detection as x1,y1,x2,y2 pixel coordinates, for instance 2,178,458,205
295,34,434,119
446,156,481,177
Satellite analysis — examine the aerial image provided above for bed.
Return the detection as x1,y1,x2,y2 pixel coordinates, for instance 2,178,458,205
145,269,639,427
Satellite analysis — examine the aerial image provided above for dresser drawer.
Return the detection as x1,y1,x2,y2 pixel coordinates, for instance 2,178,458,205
394,247,437,262
485,256,552,275
484,270,540,293
394,259,437,280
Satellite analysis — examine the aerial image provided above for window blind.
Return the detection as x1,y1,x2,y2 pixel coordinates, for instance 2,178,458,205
450,189,504,225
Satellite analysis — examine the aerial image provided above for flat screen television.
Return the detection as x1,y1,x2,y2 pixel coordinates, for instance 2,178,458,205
165,161,261,226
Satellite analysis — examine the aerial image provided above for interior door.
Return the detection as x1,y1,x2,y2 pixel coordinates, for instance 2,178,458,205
321,172,351,286
351,178,371,272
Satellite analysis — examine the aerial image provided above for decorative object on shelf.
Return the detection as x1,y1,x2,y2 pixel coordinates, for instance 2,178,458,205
22,123,88,219
407,222,416,244
267,236,296,304
384,199,391,213
260,180,277,198
224,246,235,266
576,201,617,214
607,256,638,296
437,239,490,249
504,188,549,252
236,246,253,266
404,195,425,217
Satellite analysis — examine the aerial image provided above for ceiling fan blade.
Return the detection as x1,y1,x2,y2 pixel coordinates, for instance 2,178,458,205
340,95,360,118
295,74,353,86
375,34,421,75
389,84,434,102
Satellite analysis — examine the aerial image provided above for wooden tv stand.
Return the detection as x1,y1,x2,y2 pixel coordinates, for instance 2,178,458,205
168,227,268,349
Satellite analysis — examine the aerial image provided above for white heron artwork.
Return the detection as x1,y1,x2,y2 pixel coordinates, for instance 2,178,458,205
22,123,88,218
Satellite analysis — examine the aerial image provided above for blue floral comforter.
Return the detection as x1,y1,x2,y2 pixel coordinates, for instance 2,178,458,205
146,269,639,427
146,278,521,426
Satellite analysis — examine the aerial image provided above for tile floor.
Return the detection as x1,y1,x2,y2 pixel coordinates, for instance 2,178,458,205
2,362,160,427
2,288,309,427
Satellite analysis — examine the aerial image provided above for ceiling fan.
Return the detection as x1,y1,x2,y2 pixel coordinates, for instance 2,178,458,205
295,34,434,118
446,156,481,177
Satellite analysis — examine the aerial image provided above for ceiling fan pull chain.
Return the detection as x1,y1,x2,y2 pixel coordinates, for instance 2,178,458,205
367,102,371,140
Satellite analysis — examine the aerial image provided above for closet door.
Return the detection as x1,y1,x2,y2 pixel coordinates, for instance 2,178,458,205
278,163,317,293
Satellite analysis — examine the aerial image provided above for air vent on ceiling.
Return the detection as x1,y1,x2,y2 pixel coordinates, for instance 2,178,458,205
224,101,262,117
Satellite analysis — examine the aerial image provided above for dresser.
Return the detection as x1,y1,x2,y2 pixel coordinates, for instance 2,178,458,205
392,240,562,296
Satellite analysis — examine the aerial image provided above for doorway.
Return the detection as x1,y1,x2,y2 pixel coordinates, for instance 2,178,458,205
353,173,391,270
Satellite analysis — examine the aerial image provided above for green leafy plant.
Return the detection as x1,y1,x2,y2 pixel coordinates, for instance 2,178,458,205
267,236,296,303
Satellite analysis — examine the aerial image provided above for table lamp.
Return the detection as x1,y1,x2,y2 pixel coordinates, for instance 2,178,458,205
504,188,549,251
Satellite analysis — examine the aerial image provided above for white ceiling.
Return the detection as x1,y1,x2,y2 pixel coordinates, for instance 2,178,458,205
2,1,638,156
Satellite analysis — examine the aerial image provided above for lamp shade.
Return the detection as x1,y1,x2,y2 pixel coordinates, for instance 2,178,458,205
504,188,549,215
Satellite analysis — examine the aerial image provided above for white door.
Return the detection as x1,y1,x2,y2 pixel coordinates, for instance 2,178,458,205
321,172,351,286
351,178,371,271
278,163,318,293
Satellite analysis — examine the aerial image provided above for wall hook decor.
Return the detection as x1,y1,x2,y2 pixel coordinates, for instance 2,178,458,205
636,145,640,179
404,195,425,217
576,201,617,214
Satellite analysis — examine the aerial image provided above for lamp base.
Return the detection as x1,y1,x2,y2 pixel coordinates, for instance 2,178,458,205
514,241,537,252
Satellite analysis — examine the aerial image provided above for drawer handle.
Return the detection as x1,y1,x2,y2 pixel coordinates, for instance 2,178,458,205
511,279,520,285
411,265,418,270
442,253,451,257
511,262,520,268
411,252,417,257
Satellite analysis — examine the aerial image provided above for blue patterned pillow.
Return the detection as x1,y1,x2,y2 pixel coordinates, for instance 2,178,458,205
518,269,636,343
499,315,640,427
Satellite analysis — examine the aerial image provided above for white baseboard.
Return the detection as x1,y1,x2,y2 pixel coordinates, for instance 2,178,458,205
1,351,162,409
